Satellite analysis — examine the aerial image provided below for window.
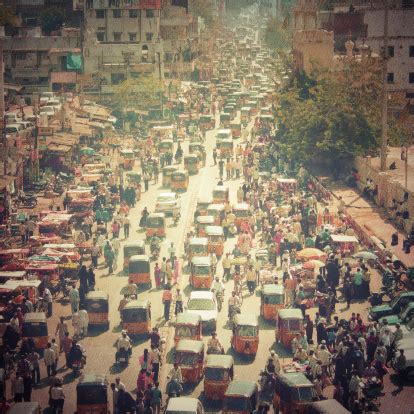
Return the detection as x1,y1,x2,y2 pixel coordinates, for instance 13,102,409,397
146,32,153,41
113,32,122,41
146,9,155,18
111,73,125,85
409,73,414,83
410,46,414,57
129,33,137,42
96,32,105,41
409,105,414,115
388,46,394,57
96,9,105,18
387,72,394,83
406,92,414,98
129,9,138,18
113,9,122,18
16,52,27,60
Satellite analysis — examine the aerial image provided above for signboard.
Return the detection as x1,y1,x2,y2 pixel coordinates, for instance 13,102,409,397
38,127,54,136
38,136,47,151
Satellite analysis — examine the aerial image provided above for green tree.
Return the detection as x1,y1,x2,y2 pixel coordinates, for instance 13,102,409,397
264,17,290,51
110,75,164,113
40,7,66,34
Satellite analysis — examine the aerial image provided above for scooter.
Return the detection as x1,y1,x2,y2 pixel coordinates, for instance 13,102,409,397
116,348,130,366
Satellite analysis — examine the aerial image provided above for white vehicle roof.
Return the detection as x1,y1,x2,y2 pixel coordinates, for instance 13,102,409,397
189,290,214,300
166,397,200,412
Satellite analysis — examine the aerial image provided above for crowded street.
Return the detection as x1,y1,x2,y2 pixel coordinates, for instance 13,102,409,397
1,2,414,414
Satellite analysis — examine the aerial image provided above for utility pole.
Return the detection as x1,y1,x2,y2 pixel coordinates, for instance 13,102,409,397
0,42,7,176
380,0,389,171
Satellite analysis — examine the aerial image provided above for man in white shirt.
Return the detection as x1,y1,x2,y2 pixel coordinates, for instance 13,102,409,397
44,342,56,377
116,331,131,362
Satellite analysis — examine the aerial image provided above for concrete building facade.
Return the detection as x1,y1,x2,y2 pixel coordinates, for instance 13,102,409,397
83,0,164,91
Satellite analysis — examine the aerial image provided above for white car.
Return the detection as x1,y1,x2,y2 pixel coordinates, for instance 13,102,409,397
47,99,62,112
186,291,217,332
39,92,55,105
40,106,56,117
165,398,204,414
5,113,20,124
155,192,181,215
5,123,24,134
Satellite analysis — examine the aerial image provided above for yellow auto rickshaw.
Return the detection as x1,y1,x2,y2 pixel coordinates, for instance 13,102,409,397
121,300,151,335
22,312,48,349
175,339,205,384
171,171,189,192
123,241,146,272
199,114,215,130
196,215,215,237
85,291,109,329
158,139,174,154
231,314,259,356
120,149,135,170
223,380,258,414
205,225,224,257
220,113,231,128
76,374,108,414
204,354,234,401
196,197,213,216
190,256,214,289
146,213,166,238
273,373,316,414
230,122,241,139
232,203,250,230
260,284,285,321
162,166,177,187
174,312,202,346
275,308,304,348
212,186,229,204
184,155,199,175
217,139,234,158
188,237,209,263
128,255,151,287
207,204,226,225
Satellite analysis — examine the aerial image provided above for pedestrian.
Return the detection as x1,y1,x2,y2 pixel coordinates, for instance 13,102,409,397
43,286,53,317
160,257,167,286
162,286,172,321
51,338,59,374
246,265,256,294
44,342,56,377
11,374,24,402
110,383,119,414
213,148,217,165
78,309,89,337
72,312,81,338
27,349,40,385
149,346,161,383
151,381,162,414
107,245,115,275
69,284,80,314
49,378,65,413
91,242,100,269
343,278,353,308
174,288,183,315
87,267,95,289
154,263,161,289
123,215,130,239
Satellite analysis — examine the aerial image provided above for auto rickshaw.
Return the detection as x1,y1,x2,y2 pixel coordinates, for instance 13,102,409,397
196,197,213,216
119,149,135,170
123,241,146,272
273,372,316,414
189,143,205,155
184,155,199,175
217,139,234,158
308,399,351,414
158,139,174,154
22,312,48,350
230,122,241,139
175,339,204,383
231,314,259,356
188,238,209,263
171,171,189,192
204,354,234,400
7,403,41,414
162,166,177,187
199,114,215,130
205,226,224,257
76,373,108,414
216,129,232,141
121,300,151,335
207,204,226,225
232,203,250,229
128,255,151,287
220,113,231,128
260,284,285,321
191,256,213,289
146,213,166,239
275,308,304,348
84,291,109,329
174,312,202,346
212,186,229,204
196,215,215,237
222,380,258,414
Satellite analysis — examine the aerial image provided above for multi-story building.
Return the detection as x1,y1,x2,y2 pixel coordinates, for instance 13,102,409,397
1,27,82,97
83,0,164,92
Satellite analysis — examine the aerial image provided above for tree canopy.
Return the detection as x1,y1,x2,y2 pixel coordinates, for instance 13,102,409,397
264,17,291,51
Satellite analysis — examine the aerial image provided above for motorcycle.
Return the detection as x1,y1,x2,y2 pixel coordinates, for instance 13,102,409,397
166,378,183,402
150,238,161,260
116,347,130,366
35,297,48,313
207,345,224,355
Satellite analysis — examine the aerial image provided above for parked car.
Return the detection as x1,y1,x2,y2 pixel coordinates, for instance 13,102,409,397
381,302,414,325
40,106,56,117
39,92,55,105
155,192,181,215
186,291,217,332
5,113,20,124
47,99,62,112
368,292,414,321
5,123,24,134
17,121,34,130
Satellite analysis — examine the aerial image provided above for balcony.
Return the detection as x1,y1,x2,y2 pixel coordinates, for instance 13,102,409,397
86,0,160,9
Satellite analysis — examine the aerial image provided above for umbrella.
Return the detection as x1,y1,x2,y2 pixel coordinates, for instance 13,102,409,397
353,251,378,260
297,248,326,261
303,260,326,270
79,147,95,155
